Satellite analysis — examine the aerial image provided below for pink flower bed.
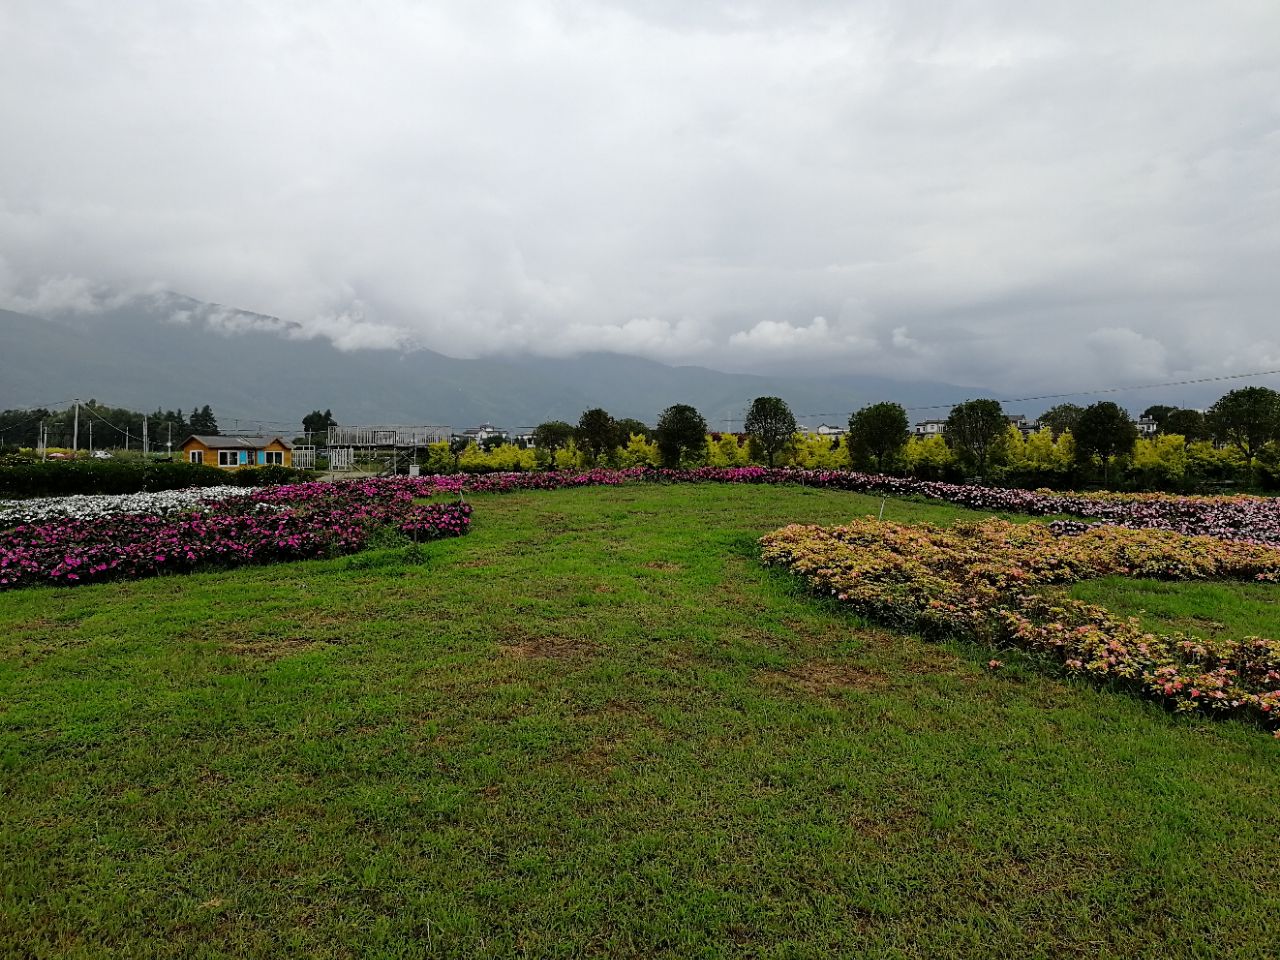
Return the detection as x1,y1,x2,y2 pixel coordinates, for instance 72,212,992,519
5,465,1277,590
0,480,471,589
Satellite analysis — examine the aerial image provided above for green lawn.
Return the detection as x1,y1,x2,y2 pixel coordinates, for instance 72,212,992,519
2,484,1278,959
1069,576,1280,641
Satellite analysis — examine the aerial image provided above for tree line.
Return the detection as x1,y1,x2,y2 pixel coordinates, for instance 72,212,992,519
0,403,220,451
9,387,1280,491
516,388,1280,491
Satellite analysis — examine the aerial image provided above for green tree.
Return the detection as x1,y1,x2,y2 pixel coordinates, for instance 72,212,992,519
302,409,336,437
615,418,653,442
448,436,471,470
189,405,219,435
1074,401,1138,483
532,420,574,453
1207,387,1280,460
1038,403,1083,439
743,397,797,467
944,399,1006,475
1164,408,1207,443
655,404,708,468
847,402,909,472
575,408,618,464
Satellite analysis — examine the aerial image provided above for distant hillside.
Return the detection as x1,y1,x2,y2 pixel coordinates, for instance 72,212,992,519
1,293,975,429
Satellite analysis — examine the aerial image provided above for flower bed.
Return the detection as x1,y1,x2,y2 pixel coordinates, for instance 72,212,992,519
0,480,471,589
760,517,1280,730
7,466,1278,592
9,467,1279,542
0,486,251,526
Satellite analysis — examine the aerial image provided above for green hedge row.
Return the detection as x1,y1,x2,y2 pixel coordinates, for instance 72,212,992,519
0,461,318,498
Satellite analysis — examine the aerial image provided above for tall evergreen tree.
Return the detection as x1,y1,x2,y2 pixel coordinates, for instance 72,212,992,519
944,399,1006,475
655,404,707,468
743,397,797,467
847,402,909,472
575,408,618,464
190,405,219,435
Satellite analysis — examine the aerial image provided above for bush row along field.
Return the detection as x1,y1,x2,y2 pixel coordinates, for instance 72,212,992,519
0,459,314,498
5,466,1280,591
761,518,1280,732
13,424,1274,499
372,428,1280,492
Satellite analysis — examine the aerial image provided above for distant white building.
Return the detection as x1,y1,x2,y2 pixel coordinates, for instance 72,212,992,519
1135,416,1158,437
1006,414,1038,437
913,419,947,437
459,423,508,443
814,423,846,437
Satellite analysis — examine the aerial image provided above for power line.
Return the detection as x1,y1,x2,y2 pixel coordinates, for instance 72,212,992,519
906,366,1280,413
80,403,138,443
0,409,56,434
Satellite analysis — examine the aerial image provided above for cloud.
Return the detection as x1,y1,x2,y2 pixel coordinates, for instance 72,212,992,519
0,262,156,316
1,0,1277,394
728,315,878,357
1084,327,1171,383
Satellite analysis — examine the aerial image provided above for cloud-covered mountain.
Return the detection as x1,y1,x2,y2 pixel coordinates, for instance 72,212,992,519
1,294,978,431
3,2,1278,394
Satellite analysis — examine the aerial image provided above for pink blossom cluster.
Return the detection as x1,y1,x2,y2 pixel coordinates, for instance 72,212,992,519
0,481,471,590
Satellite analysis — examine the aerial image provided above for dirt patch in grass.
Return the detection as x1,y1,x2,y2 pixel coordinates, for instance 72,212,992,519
848,802,929,840
497,628,596,660
224,635,328,660
570,735,626,772
758,659,888,696
642,561,683,572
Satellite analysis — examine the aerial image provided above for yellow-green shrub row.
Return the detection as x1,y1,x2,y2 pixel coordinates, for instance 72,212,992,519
760,519,1280,730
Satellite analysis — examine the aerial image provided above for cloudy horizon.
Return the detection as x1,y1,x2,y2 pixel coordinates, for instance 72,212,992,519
2,0,1278,392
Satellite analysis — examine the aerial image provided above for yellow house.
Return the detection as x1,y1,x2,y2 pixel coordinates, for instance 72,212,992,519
180,434,293,470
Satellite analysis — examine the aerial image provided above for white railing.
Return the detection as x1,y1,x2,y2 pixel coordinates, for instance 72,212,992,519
327,425,449,447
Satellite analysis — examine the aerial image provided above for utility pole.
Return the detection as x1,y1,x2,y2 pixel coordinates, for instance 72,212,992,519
72,398,80,458
167,422,172,455
88,420,93,454
143,415,149,456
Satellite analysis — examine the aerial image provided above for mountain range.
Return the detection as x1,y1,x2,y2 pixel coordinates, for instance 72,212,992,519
1,293,985,431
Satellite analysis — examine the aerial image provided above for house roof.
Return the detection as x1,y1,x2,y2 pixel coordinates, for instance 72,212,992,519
182,435,292,450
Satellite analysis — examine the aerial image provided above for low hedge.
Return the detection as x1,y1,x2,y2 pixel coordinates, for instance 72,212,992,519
0,460,317,498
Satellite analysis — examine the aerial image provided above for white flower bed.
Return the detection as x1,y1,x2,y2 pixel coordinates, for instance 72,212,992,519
0,485,252,525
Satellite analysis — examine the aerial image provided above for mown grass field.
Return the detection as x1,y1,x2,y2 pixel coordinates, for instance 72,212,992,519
2,484,1279,959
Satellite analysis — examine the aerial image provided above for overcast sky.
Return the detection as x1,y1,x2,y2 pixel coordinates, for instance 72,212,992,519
2,0,1278,392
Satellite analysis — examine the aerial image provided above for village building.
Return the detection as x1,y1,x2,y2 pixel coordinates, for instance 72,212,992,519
458,423,509,443
913,419,947,437
180,434,292,469
1006,414,1039,437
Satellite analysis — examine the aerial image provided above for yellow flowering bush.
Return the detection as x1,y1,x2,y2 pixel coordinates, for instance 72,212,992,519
761,518,1280,729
